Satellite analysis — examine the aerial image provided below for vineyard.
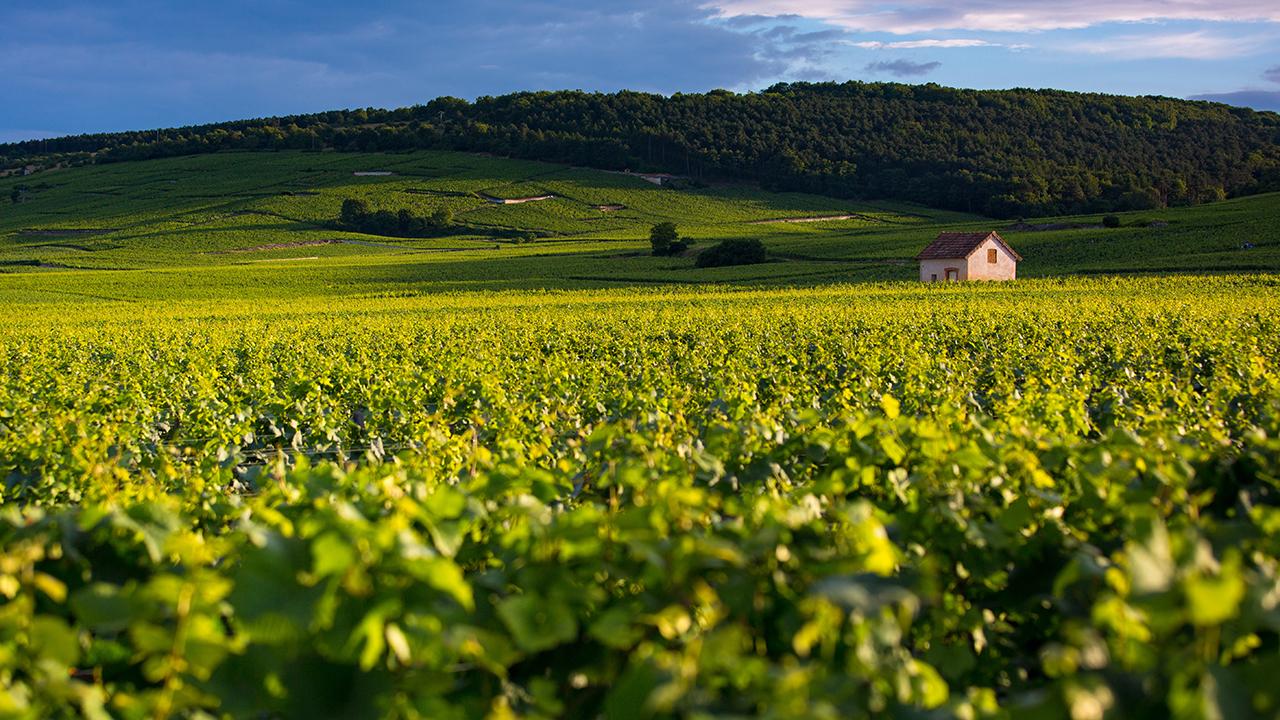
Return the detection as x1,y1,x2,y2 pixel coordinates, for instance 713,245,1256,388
1,276,1278,718
2,151,1278,288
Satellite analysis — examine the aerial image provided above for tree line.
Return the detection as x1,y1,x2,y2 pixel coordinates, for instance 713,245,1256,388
4,82,1279,218
337,198,538,241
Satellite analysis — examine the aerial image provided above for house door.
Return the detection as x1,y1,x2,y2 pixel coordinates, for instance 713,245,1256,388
945,268,959,282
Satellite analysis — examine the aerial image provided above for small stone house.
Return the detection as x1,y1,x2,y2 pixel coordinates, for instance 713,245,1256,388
916,231,1021,282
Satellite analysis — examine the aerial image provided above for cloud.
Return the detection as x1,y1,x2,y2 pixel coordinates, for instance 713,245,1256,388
0,0,799,136
1189,90,1280,111
1267,65,1280,84
1066,31,1268,60
853,39,994,49
865,59,941,77
706,1,1280,33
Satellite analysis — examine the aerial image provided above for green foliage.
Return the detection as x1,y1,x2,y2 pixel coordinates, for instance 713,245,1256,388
649,222,688,256
340,197,371,226
2,150,1279,284
338,196,458,237
1103,214,1122,228
695,238,767,268
0,277,1278,717
4,83,1280,217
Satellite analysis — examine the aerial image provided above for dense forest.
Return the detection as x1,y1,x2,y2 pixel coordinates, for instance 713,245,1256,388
4,82,1280,217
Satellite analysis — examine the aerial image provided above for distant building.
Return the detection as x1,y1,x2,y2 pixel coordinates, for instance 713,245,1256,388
917,231,1021,282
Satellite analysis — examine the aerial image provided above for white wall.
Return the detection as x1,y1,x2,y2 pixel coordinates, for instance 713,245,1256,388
919,258,966,282
965,238,1017,281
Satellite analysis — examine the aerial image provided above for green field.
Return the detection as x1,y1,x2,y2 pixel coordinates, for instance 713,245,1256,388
1,151,1280,719
2,150,1277,309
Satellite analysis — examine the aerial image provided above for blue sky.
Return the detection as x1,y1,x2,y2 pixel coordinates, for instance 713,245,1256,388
2,0,1278,143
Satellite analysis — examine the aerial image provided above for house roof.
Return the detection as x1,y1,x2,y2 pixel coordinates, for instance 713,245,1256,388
916,231,1023,262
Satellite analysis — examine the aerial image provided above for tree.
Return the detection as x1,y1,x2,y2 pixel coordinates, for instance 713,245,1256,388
1102,215,1121,228
397,209,418,235
340,198,370,226
650,222,688,256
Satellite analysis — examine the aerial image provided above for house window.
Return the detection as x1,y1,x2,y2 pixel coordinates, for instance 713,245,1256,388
987,249,998,264
931,274,938,282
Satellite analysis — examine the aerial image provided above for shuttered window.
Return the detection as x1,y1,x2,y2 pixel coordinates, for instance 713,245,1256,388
988,249,998,264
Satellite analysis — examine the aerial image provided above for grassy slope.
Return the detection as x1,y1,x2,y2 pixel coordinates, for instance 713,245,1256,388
0,150,1276,307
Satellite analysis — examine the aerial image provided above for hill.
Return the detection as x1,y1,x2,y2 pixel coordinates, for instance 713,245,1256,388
4,82,1280,218
0,150,1277,306
5,93,1280,720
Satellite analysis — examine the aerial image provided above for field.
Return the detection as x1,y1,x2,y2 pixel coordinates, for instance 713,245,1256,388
1,151,1278,307
1,151,1279,719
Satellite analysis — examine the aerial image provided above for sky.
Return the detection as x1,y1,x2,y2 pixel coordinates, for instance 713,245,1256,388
2,0,1279,143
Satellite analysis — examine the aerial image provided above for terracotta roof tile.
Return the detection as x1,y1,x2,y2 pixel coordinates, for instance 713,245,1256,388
916,231,1022,262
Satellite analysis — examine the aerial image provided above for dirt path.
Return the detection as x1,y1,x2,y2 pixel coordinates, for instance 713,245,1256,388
478,193,556,205
748,214,874,225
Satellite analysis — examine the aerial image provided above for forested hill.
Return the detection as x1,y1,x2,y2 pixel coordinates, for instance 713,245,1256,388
5,82,1280,218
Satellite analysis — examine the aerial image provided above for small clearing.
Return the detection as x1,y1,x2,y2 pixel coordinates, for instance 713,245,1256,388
749,215,868,225
593,204,626,212
480,193,556,205
353,171,394,177
404,188,472,198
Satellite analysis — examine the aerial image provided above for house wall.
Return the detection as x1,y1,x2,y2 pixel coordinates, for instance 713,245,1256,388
965,238,1017,281
919,258,967,282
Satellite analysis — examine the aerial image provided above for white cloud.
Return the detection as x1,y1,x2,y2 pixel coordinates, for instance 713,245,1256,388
1067,31,1270,59
852,39,995,49
705,1,1280,33
866,59,942,76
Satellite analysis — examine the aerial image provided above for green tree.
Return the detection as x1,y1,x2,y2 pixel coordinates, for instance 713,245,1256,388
396,209,417,235
340,198,370,227
650,222,682,256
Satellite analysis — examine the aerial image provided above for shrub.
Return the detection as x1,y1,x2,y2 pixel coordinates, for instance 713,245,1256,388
696,238,767,268
340,198,371,226
1102,215,1121,229
650,222,690,256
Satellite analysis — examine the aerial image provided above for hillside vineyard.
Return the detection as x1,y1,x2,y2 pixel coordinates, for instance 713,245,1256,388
2,278,1279,717
5,83,1279,218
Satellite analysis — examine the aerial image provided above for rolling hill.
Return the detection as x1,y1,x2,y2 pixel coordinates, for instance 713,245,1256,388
0,149,1276,308
4,92,1280,720
4,82,1280,218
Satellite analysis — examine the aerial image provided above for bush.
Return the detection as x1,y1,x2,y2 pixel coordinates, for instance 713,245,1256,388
340,198,371,226
650,222,690,256
696,238,767,268
1102,215,1121,229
